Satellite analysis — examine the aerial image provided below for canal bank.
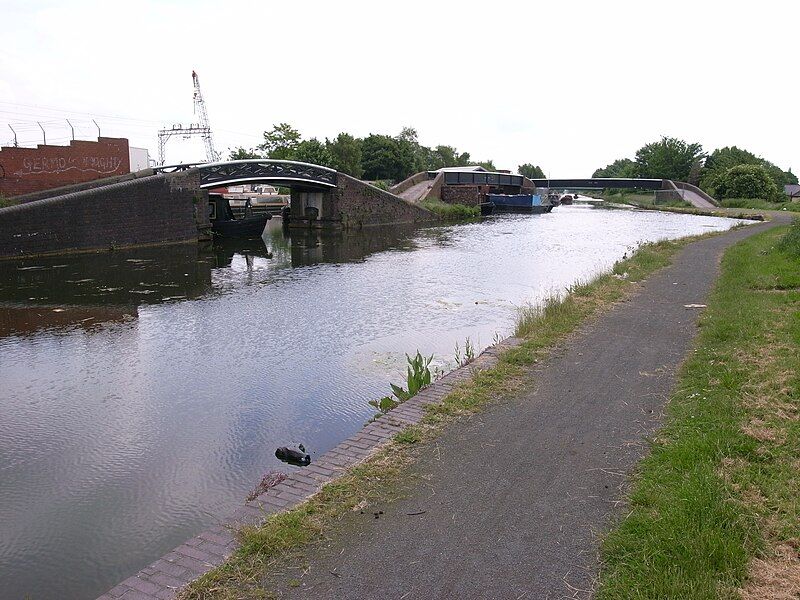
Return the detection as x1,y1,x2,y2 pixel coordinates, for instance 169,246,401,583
152,214,791,599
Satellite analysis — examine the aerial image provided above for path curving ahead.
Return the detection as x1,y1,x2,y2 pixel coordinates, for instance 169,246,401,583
264,216,787,599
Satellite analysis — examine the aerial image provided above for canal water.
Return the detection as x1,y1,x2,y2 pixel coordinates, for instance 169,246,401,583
0,206,745,599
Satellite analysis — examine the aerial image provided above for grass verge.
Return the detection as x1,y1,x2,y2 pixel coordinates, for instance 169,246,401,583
178,233,734,600
615,201,767,222
601,191,693,209
420,198,480,219
721,198,800,213
598,221,800,599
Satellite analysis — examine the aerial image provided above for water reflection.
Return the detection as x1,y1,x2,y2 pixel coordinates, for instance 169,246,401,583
0,225,425,340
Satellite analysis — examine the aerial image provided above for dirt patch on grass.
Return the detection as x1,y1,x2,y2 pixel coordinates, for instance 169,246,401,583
725,281,800,599
739,543,800,600
742,419,782,443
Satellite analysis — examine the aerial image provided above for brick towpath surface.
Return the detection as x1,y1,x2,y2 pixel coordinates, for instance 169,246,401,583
259,218,786,599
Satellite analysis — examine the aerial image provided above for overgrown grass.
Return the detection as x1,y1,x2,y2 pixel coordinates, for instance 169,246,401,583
600,191,693,209
721,197,800,213
0,195,15,208
618,201,767,222
598,222,800,599
420,198,480,219
178,234,724,600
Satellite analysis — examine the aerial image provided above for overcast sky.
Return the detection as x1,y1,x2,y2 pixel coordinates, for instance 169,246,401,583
0,0,796,177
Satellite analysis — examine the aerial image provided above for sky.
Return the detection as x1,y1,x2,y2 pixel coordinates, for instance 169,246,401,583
0,0,797,177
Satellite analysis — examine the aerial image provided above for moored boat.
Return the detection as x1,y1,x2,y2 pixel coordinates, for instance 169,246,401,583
486,193,553,214
209,195,271,238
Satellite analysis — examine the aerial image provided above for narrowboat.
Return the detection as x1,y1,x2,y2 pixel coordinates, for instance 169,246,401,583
208,195,272,238
486,193,554,214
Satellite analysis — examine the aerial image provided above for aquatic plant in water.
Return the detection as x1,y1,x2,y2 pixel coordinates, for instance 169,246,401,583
454,337,475,367
369,351,434,414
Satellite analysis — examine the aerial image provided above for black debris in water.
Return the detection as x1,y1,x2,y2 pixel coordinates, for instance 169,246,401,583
275,446,311,466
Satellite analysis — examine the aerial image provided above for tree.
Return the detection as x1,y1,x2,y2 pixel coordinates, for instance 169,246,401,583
361,134,415,181
592,158,637,178
293,138,333,167
707,164,780,201
701,146,797,192
518,163,546,179
431,145,459,169
228,146,262,160
395,126,431,174
634,136,706,183
326,133,363,177
258,123,301,160
476,159,496,171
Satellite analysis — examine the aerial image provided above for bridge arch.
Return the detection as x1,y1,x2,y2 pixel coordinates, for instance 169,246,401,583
156,159,338,190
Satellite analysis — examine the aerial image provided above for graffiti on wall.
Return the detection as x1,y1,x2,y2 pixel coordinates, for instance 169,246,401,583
13,156,124,176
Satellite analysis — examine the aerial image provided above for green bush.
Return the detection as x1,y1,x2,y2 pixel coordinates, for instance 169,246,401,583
708,164,780,201
420,199,480,219
370,180,391,191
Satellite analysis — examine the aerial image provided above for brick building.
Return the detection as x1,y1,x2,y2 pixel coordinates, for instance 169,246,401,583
0,137,132,197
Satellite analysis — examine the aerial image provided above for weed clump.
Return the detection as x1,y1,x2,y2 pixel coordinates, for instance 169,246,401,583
777,220,800,257
369,351,433,414
421,199,480,219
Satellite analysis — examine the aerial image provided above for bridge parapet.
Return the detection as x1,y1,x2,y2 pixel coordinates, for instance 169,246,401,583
289,172,437,229
0,172,209,259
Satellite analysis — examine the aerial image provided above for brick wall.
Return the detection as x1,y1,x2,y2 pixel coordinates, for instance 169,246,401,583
289,174,437,229
425,172,444,201
0,172,210,258
328,174,437,228
10,169,156,205
441,185,487,206
0,137,131,197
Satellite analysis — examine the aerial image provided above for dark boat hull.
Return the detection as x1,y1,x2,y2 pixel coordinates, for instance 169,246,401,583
486,193,553,214
212,215,270,238
491,204,553,214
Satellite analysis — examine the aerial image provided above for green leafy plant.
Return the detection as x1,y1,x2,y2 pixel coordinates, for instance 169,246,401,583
368,395,399,413
369,351,434,414
454,337,476,366
464,337,475,363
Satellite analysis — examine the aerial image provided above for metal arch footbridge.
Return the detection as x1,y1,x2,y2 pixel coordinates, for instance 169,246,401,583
155,159,338,189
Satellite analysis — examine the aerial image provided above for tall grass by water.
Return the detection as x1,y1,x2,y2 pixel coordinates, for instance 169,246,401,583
420,198,480,218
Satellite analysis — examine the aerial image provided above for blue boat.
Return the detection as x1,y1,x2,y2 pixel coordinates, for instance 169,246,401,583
486,193,553,214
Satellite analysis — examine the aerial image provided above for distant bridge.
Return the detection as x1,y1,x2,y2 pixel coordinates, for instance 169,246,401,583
155,159,338,190
530,178,663,190
529,178,718,209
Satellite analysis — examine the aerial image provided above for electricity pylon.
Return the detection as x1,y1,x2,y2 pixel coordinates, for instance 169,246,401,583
157,70,220,165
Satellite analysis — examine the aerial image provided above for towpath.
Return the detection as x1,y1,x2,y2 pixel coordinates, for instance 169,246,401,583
257,216,790,600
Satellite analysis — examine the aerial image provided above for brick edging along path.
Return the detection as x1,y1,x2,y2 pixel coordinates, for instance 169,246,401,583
97,337,520,600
